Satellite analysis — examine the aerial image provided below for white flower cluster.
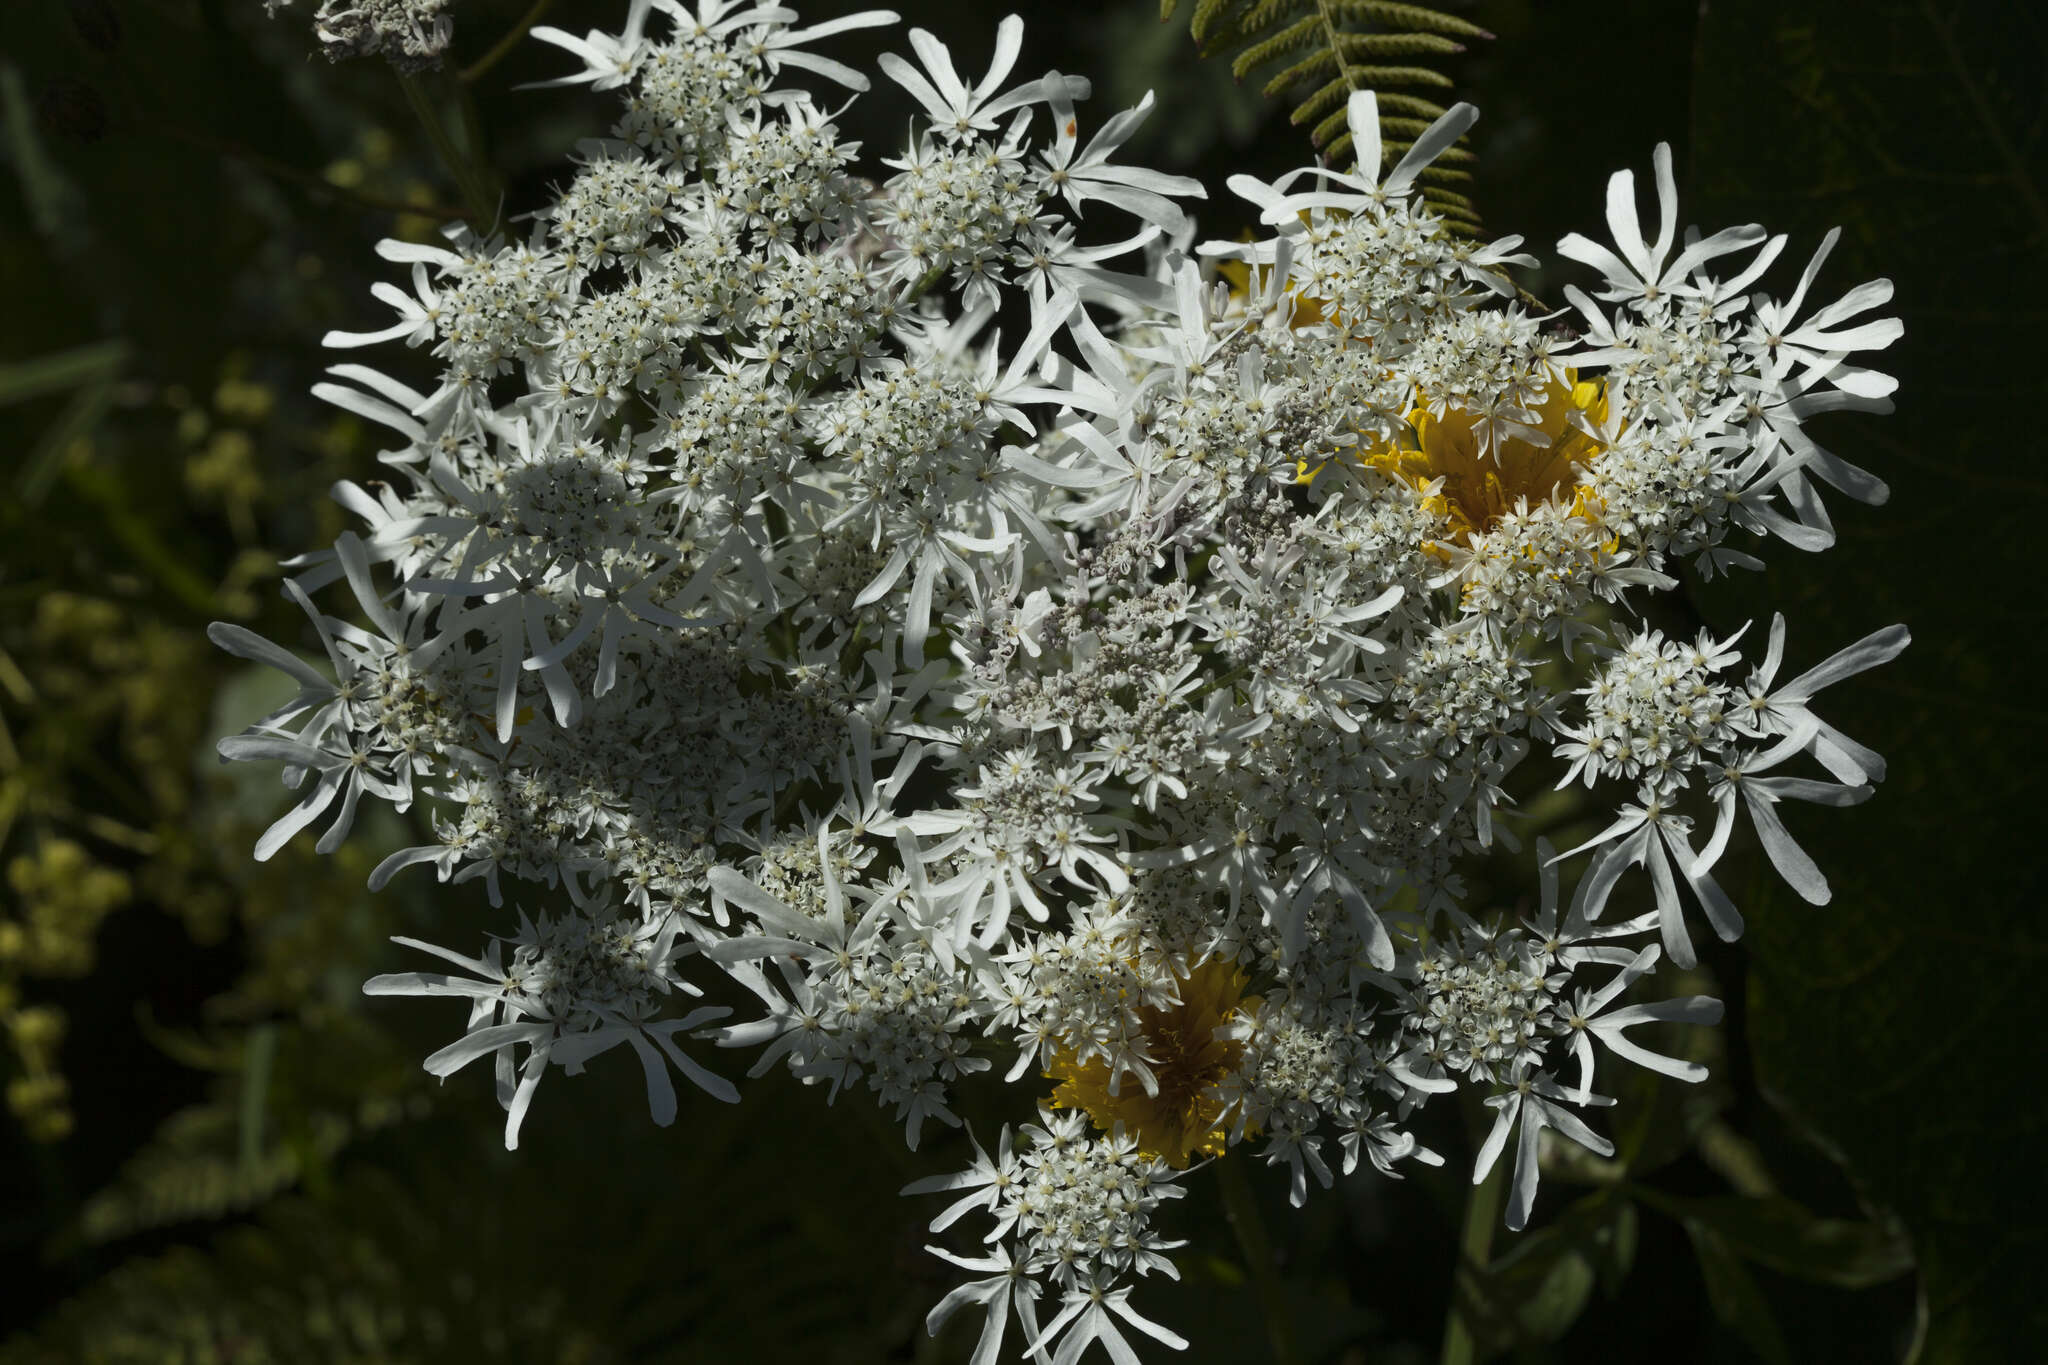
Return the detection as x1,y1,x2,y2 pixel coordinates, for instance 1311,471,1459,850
213,2,1907,1357
264,0,457,71
908,1111,1190,1363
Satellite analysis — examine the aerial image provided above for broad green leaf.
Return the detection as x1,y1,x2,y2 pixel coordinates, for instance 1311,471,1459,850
1455,1191,1633,1358
1652,1192,1912,1290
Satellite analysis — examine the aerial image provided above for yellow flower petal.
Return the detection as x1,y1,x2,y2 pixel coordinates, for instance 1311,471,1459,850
1045,956,1256,1168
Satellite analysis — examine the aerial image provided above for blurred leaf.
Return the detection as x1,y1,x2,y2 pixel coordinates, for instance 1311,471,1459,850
0,62,86,241
0,340,127,505
237,1021,278,1178
1596,1197,1638,1297
1690,2,2048,1360
1455,1191,1633,1358
1088,6,1270,166
54,1103,351,1254
1683,1215,1793,1365
14,1167,618,1365
58,461,219,614
1691,1117,1777,1200
0,341,126,407
1610,973,1730,1178
1651,1192,1912,1290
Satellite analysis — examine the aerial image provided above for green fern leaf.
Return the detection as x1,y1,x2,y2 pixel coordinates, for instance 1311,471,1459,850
1288,76,1355,129
1263,49,1342,99
1327,0,1491,38
52,1106,351,1253
1230,15,1326,78
1375,115,1437,139
1372,90,1454,119
1161,0,1489,224
1335,30,1468,60
1237,0,1303,35
1345,62,1458,89
1309,104,1351,149
1187,0,1245,45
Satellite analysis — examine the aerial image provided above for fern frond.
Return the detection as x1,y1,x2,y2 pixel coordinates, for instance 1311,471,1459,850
1215,0,1302,47
53,1106,351,1252
1309,104,1351,149
1371,90,1454,119
1161,0,1490,225
1424,191,1480,217
1263,51,1343,99
1333,30,1468,60
1374,115,1438,140
1184,0,1239,44
1325,1,1490,38
1230,15,1326,76
1401,141,1475,164
1345,62,1458,90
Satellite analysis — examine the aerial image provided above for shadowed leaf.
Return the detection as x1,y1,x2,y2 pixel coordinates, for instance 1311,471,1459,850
1690,3,2048,1360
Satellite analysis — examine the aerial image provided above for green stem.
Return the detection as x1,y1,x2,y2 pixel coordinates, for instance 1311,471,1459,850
1440,1153,1508,1365
460,0,558,84
397,71,498,231
1217,1152,1299,1365
456,79,492,186
160,126,467,221
238,1023,279,1179
1207,664,1251,698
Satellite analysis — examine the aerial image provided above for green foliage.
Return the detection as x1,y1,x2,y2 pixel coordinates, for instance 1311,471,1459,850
55,1103,355,1253
11,1062,944,1364
1627,1187,1912,1363
1649,1194,1914,1291
1431,943,1913,1360
1453,1191,1637,1359
1680,1213,1793,1365
0,340,128,506
4,1170,619,1365
1158,0,1487,224
1689,3,2048,1360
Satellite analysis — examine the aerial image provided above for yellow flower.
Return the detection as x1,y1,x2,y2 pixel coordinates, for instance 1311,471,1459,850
1045,956,1256,1168
1366,375,1609,544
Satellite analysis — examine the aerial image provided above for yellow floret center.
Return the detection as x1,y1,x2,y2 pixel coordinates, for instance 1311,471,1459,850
1365,375,1609,544
1044,956,1255,1168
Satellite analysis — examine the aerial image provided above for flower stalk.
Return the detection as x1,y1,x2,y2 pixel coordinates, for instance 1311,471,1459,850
1440,1151,1507,1365
1218,1151,1300,1365
397,71,497,230
460,0,557,84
